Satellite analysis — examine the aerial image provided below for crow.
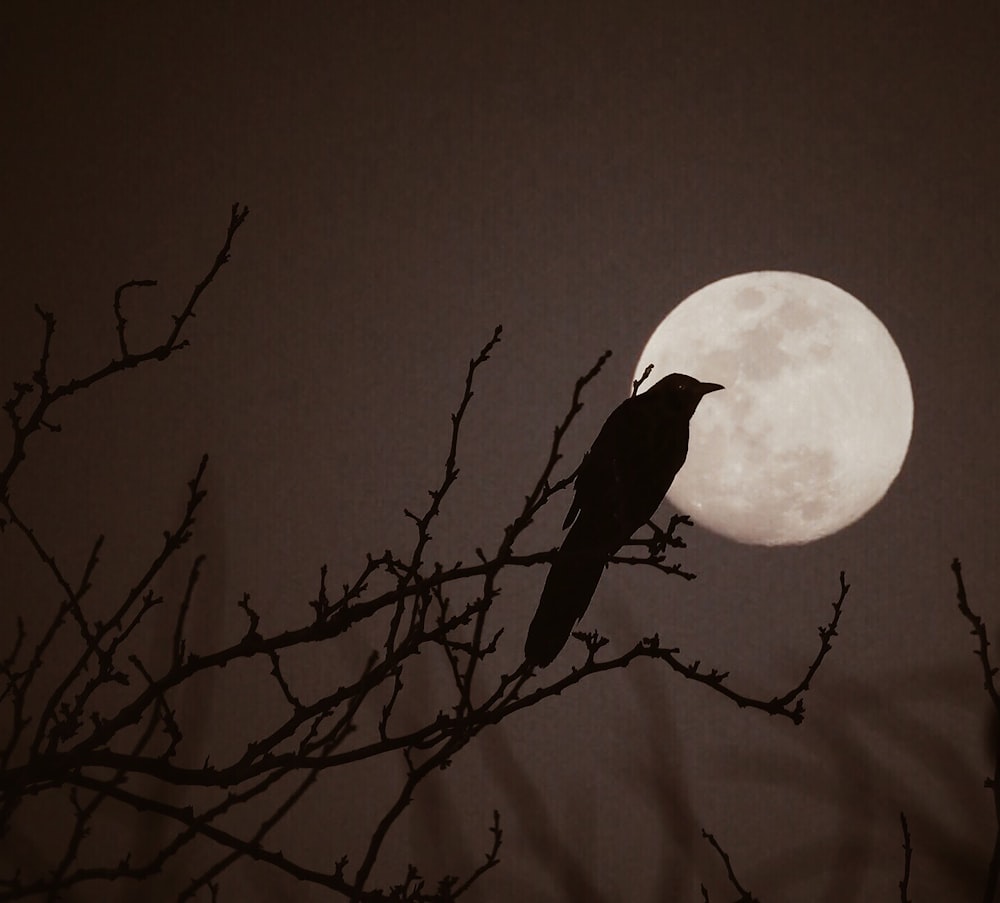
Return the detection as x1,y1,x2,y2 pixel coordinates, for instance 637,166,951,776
524,373,723,667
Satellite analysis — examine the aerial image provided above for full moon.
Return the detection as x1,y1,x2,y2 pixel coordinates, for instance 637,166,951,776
635,272,913,545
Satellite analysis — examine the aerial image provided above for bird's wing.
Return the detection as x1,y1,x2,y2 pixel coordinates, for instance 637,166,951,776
561,397,634,530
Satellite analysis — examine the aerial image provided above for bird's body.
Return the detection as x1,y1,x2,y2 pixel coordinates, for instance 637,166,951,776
524,373,722,667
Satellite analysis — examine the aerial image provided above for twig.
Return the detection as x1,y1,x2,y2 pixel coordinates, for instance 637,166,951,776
112,279,157,356
632,362,654,396
702,828,758,902
899,811,913,903
952,559,1000,903
0,204,248,499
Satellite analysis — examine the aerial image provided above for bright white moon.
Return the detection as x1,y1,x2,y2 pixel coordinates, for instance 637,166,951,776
635,272,913,545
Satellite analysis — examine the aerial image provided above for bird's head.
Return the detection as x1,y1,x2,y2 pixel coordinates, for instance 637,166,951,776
644,372,724,417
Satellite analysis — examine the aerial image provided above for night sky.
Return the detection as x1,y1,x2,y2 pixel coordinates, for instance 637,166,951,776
3,4,999,900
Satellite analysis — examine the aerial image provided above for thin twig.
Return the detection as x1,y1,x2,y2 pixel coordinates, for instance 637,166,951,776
899,811,913,903
952,559,1000,903
702,828,758,902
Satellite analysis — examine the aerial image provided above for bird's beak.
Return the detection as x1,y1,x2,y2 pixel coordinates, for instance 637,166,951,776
698,381,724,395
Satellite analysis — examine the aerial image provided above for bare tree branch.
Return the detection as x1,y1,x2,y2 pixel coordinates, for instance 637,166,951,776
0,205,858,901
952,559,1000,903
702,828,758,903
899,811,913,903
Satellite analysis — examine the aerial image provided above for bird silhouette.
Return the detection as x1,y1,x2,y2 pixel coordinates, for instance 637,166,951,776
524,373,723,667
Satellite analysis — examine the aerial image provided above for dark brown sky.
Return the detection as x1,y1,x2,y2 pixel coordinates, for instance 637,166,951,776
3,3,999,899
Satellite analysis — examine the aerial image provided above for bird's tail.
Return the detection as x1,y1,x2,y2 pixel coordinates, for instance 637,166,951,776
524,523,609,668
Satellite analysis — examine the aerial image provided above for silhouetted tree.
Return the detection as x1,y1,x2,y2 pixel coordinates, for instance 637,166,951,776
0,206,994,902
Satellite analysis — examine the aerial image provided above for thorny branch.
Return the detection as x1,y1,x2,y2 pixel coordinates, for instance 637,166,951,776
0,205,852,901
